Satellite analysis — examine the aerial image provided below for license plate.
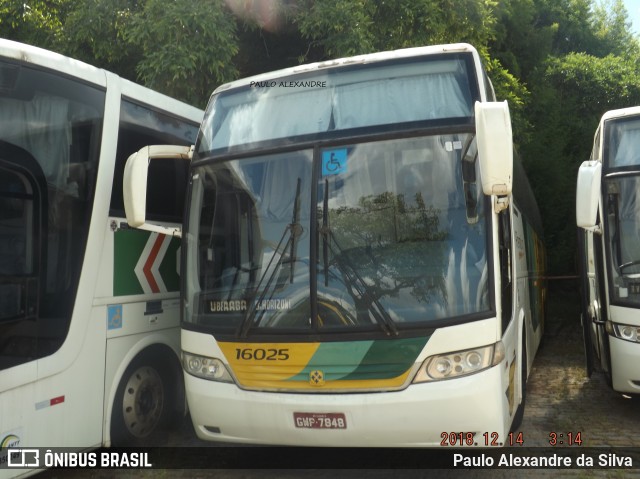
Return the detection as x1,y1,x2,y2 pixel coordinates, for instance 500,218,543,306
293,412,347,429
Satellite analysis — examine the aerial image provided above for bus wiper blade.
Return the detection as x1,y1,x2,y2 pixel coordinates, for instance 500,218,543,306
237,178,302,338
289,178,302,283
322,228,398,336
319,179,397,335
608,192,624,269
321,178,330,286
619,259,640,275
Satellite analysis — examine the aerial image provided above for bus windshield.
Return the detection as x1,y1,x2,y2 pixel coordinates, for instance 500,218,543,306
604,117,640,305
185,133,490,336
198,54,476,154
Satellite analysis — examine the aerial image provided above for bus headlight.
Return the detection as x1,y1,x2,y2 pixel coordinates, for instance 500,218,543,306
610,323,640,343
412,342,504,383
182,352,234,382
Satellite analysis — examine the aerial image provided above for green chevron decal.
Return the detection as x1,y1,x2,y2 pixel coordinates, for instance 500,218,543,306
114,229,180,296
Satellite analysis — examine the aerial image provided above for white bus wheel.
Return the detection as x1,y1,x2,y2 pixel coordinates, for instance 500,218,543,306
111,354,172,446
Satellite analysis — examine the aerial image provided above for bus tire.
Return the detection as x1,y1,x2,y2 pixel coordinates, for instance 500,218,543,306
110,349,178,446
510,335,527,431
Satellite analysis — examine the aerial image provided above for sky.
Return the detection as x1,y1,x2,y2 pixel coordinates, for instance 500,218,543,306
622,0,640,34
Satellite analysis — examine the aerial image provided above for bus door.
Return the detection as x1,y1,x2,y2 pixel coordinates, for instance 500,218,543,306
577,228,610,378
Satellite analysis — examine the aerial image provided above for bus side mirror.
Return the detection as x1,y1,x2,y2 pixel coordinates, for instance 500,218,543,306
576,160,602,230
475,101,513,198
123,144,193,236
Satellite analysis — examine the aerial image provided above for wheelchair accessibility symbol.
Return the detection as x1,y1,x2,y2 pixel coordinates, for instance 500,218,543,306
322,148,348,176
107,304,123,330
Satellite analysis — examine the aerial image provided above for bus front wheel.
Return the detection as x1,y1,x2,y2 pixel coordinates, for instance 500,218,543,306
110,352,175,446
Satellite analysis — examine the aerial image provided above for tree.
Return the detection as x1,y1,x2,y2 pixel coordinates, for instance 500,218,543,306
293,0,497,61
124,0,239,107
4,0,640,278
0,0,68,49
489,0,640,275
490,0,557,80
60,0,239,107
591,0,639,58
62,0,142,81
523,52,640,274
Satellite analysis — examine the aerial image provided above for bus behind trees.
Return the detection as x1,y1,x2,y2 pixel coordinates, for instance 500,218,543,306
0,39,202,473
125,43,546,446
577,107,640,395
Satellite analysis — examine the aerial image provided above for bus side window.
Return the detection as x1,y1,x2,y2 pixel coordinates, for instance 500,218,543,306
0,144,46,370
499,208,513,332
110,100,198,222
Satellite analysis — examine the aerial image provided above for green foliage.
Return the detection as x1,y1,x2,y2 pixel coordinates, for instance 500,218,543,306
17,0,239,107
0,0,67,48
490,0,557,80
62,0,142,80
523,52,640,274
124,0,239,107
2,0,640,276
484,56,532,145
591,0,640,58
294,0,497,60
294,0,376,58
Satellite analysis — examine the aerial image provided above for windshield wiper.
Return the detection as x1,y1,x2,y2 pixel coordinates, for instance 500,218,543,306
289,178,303,283
238,178,302,338
608,190,625,271
619,259,640,275
321,178,330,286
320,180,398,336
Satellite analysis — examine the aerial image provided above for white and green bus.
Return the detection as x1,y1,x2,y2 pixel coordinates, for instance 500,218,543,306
125,43,546,446
0,38,202,471
577,106,640,395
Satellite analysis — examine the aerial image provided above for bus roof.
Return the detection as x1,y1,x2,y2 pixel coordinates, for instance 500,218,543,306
212,43,480,95
600,106,640,123
0,38,107,86
0,39,202,120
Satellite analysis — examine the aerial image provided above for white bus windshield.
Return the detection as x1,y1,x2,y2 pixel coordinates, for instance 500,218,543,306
604,117,640,305
198,55,476,154
185,134,489,335
605,117,640,169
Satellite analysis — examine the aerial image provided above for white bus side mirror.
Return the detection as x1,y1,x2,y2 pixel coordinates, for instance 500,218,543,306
576,160,602,230
123,144,193,236
475,101,513,199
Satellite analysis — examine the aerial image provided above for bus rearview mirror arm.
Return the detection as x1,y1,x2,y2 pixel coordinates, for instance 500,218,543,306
123,144,193,237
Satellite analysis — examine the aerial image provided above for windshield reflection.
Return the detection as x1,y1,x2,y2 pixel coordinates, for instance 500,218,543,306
185,135,490,335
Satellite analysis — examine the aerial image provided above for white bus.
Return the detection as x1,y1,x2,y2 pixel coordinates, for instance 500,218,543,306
577,106,640,395
0,38,202,471
125,43,546,446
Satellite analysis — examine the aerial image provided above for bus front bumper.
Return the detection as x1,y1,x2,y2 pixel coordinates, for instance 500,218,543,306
610,336,640,394
185,364,512,447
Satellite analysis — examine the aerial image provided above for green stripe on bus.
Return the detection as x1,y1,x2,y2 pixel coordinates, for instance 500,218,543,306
288,341,373,381
114,229,148,296
289,336,429,382
342,336,429,380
